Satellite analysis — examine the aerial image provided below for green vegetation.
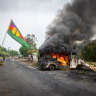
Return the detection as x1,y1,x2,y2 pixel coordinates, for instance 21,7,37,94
19,46,27,57
19,34,38,57
0,47,9,56
79,71,86,74
32,62,38,66
0,46,19,57
80,40,96,62
0,57,2,59
25,34,37,50
86,62,96,67
8,50,19,56
0,61,3,66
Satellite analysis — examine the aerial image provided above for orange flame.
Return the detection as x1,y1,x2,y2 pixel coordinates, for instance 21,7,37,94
51,53,68,66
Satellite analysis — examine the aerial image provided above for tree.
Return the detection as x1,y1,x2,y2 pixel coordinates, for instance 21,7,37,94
0,47,9,56
80,40,96,62
19,34,38,57
25,34,37,50
19,46,27,57
0,46,18,57
8,50,19,56
19,46,39,57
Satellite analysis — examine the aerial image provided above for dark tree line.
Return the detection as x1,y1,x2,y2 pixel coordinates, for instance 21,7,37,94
80,40,96,62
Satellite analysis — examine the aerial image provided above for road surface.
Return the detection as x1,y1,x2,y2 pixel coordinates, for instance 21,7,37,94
0,59,96,96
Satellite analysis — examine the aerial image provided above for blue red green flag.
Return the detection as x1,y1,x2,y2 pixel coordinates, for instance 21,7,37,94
7,20,30,49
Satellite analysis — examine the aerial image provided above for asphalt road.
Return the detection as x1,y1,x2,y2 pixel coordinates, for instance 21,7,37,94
0,59,96,96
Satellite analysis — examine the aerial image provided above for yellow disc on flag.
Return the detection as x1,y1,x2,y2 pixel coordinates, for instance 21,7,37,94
12,27,20,37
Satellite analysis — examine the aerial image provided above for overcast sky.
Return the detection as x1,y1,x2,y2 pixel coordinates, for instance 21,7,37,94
0,0,71,51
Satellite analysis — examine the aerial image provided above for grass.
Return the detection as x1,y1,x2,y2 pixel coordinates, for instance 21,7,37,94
86,62,96,67
0,60,3,66
0,57,3,59
32,62,38,67
0,60,3,63
79,70,86,74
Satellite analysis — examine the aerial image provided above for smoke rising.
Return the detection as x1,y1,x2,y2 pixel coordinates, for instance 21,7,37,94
39,0,96,53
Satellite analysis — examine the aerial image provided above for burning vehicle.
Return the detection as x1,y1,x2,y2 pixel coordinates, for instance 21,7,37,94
38,50,81,70
38,51,70,70
38,0,96,70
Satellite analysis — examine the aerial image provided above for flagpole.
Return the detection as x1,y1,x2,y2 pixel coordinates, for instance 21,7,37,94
2,19,12,47
2,32,7,46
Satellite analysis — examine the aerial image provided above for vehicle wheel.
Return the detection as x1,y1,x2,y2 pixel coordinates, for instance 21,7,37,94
49,65,55,71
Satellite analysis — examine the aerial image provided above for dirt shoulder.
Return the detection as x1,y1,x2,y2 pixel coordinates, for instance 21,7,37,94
15,58,38,68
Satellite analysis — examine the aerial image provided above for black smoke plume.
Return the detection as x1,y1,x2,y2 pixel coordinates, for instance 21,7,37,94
39,0,96,54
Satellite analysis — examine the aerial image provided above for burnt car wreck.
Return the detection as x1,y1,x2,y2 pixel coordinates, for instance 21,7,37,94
38,49,80,70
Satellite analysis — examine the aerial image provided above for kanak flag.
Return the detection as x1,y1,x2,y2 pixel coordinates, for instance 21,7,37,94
7,20,30,49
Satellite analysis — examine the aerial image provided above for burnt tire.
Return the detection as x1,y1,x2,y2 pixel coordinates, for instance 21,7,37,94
49,65,55,71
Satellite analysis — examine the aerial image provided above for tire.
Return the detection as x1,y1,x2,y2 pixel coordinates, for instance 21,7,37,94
49,65,55,71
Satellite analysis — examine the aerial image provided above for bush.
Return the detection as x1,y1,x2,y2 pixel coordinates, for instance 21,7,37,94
0,60,3,66
80,40,96,62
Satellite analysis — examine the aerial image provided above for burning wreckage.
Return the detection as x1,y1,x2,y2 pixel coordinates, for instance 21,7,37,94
38,47,80,70
38,0,96,70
